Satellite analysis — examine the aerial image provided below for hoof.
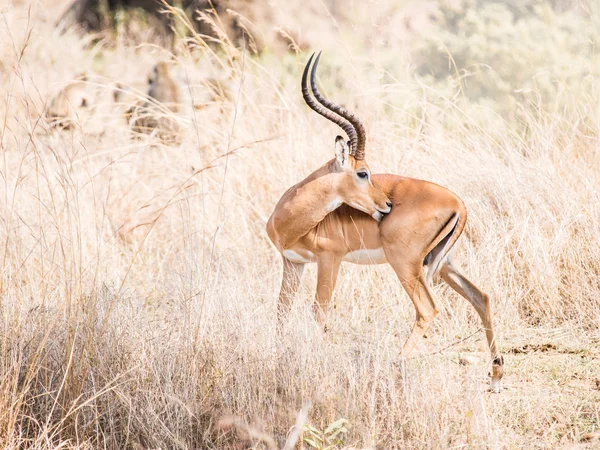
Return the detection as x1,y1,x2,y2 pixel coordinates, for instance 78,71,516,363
489,356,504,393
490,377,502,393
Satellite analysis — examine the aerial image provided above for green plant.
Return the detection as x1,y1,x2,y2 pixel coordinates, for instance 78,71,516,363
414,0,600,119
303,418,349,450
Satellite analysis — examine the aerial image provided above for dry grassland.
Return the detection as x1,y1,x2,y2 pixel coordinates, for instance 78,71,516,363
0,1,599,449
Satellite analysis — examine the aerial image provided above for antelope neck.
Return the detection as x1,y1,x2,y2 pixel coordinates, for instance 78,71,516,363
273,164,344,249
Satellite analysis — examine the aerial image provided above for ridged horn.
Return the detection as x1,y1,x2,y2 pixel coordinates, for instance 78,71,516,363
311,52,367,160
301,53,358,153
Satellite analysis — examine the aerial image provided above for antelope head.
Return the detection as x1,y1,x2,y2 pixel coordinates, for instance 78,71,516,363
302,53,392,221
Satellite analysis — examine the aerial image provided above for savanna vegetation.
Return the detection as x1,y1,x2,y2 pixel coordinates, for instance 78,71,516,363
1,0,599,448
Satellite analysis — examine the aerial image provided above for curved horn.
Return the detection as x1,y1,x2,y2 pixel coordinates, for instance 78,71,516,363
301,53,358,149
311,52,367,160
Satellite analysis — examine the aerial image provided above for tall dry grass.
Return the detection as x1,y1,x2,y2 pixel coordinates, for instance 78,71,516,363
1,1,599,449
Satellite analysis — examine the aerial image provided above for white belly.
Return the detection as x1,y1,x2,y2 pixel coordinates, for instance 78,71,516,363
342,248,387,265
283,249,316,264
282,248,387,265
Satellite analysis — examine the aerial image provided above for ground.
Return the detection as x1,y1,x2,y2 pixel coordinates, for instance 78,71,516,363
1,0,599,448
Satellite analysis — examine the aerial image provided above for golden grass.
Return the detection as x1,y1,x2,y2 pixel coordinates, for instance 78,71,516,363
1,2,600,449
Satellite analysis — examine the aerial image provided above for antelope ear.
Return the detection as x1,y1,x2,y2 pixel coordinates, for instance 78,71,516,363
334,135,350,168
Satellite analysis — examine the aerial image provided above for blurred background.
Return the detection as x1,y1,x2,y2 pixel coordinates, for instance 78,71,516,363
54,0,600,117
1,1,599,449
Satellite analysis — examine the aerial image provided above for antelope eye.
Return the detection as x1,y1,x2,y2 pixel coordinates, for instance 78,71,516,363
357,171,369,179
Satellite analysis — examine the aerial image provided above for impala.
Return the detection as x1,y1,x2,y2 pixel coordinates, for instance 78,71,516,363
266,53,503,392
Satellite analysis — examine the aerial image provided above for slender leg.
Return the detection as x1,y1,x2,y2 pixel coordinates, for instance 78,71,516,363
389,259,439,358
314,253,341,326
439,258,504,392
277,257,305,322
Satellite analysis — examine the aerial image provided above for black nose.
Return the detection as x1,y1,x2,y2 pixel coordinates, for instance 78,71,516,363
386,201,392,208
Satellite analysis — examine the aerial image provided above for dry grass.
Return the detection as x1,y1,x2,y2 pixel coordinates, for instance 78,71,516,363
1,1,600,449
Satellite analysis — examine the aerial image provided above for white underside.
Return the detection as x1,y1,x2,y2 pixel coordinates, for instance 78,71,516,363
342,248,387,264
283,248,387,265
283,249,315,264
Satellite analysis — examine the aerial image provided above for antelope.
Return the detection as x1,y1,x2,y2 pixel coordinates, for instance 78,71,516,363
147,61,181,113
45,73,91,130
266,53,504,392
126,61,182,144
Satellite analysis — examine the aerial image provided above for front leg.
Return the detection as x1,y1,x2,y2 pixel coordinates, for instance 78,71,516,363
278,257,305,322
314,253,342,326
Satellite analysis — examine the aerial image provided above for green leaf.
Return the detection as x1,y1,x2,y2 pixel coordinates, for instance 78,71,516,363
324,418,349,435
304,424,321,435
303,437,320,448
328,426,348,440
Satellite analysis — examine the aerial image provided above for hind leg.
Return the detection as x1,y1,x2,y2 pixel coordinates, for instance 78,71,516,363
388,256,439,359
439,258,504,392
